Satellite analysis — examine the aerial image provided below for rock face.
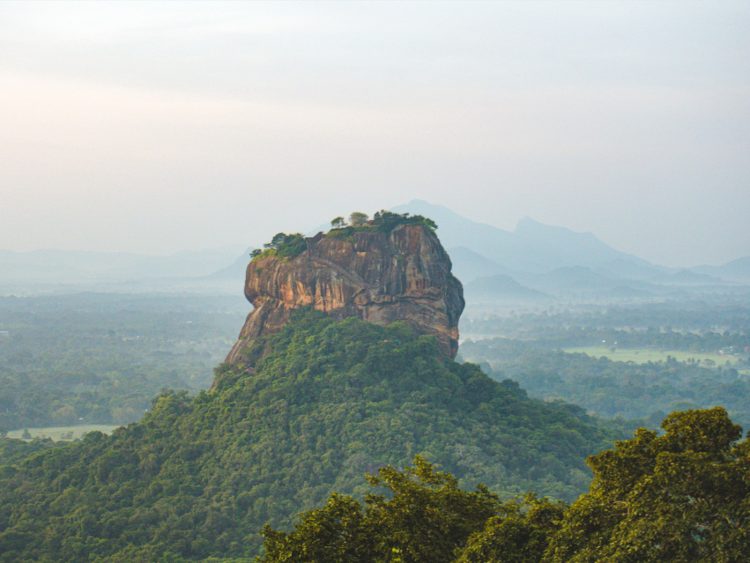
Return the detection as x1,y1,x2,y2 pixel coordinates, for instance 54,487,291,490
226,224,464,366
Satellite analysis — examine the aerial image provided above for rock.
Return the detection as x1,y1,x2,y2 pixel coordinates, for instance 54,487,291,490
225,223,464,366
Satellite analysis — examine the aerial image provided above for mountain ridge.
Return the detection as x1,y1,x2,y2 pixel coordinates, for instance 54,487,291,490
392,200,659,279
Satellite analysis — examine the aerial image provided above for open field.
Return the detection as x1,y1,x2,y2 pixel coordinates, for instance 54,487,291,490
7,424,121,441
563,346,743,367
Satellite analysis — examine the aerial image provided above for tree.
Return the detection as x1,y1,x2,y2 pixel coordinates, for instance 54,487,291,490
260,456,501,563
264,232,289,249
261,494,372,563
547,407,750,562
261,408,750,562
330,216,346,228
349,212,369,227
458,494,565,563
259,232,307,258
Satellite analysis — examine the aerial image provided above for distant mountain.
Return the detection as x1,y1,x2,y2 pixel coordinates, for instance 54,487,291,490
694,256,750,282
465,274,549,302
386,201,750,302
392,200,660,279
206,248,253,280
0,247,244,287
447,246,509,283
650,269,727,286
508,266,627,298
525,266,616,292
593,257,669,281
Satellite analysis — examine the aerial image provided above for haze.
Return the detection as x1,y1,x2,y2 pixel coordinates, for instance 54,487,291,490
1,1,748,267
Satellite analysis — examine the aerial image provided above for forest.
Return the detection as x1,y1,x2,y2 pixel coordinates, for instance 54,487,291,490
3,292,748,436
460,301,750,429
261,407,750,562
461,340,750,429
0,293,246,432
0,311,621,560
1,296,749,560
461,300,750,341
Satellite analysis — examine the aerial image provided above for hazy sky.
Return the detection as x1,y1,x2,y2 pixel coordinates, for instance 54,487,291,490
1,1,748,267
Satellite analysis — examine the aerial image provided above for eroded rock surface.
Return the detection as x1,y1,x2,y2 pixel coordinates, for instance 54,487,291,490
225,224,464,366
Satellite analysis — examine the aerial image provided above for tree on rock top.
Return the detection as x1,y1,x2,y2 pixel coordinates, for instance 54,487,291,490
349,211,369,227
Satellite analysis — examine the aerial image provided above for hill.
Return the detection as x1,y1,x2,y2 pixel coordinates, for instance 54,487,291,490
0,213,621,560
464,274,548,303
0,292,246,432
392,200,659,280
694,255,750,283
0,247,247,296
0,311,620,561
448,246,509,284
259,408,750,563
0,248,242,286
205,248,254,281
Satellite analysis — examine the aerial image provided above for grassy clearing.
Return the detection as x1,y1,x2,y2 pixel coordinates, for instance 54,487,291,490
7,424,121,441
563,346,741,367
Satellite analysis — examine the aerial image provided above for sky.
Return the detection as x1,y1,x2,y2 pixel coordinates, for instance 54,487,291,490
0,1,748,267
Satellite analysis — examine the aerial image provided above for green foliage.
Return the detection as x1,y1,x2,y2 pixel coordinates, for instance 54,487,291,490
457,494,565,563
253,233,307,261
0,293,244,432
260,456,502,563
462,339,750,429
255,212,439,257
371,210,437,233
0,437,58,465
326,210,438,240
2,301,746,561
0,311,613,560
547,407,750,562
262,408,750,563
349,212,369,227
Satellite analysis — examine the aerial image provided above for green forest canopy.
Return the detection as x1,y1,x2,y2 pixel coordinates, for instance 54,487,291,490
0,311,616,561
262,407,750,562
460,337,750,429
0,293,244,432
